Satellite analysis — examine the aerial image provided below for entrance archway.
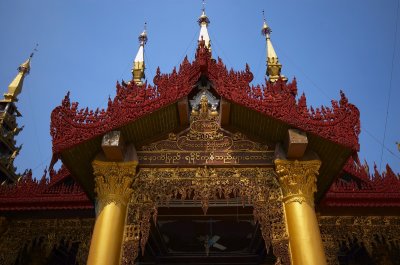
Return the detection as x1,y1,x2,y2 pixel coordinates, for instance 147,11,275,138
121,167,290,265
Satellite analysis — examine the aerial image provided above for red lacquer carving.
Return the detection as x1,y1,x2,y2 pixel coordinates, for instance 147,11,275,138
51,41,360,155
320,156,400,207
0,166,92,211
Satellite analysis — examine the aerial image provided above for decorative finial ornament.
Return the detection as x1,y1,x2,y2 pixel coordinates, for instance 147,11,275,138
198,0,211,51
261,10,271,36
132,23,147,85
138,22,148,45
261,13,287,83
198,0,210,25
3,44,38,102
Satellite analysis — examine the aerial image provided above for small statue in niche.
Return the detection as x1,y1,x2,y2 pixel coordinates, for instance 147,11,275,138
200,93,209,115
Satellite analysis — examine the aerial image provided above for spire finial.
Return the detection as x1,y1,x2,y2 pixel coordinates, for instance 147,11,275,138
261,14,286,83
3,45,38,102
261,10,272,37
132,24,147,85
198,1,210,26
138,22,148,45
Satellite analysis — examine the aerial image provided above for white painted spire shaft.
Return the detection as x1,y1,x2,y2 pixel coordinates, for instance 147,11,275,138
198,7,211,50
132,24,148,85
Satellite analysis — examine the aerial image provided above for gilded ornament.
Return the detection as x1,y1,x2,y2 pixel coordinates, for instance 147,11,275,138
274,158,321,206
0,218,93,265
120,166,291,265
92,160,138,212
318,216,400,265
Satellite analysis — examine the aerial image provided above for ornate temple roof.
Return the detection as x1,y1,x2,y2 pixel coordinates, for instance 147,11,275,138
50,45,360,154
48,40,359,199
0,166,91,211
1,8,398,213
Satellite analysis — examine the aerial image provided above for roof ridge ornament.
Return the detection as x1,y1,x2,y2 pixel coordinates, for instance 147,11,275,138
261,11,287,83
132,22,147,85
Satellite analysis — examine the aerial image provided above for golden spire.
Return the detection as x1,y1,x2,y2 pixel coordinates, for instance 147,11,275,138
132,23,147,85
3,50,35,102
261,12,286,82
198,0,211,50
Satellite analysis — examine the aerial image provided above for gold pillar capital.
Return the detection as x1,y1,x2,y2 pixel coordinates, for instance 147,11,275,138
88,159,138,265
274,158,321,206
92,160,138,212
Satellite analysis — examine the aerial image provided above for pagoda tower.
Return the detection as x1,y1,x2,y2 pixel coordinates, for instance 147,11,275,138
0,55,32,184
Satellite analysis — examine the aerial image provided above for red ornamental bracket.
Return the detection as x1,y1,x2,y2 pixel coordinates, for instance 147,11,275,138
50,43,360,156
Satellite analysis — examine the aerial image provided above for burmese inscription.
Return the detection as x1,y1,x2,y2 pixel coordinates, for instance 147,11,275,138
137,129,274,166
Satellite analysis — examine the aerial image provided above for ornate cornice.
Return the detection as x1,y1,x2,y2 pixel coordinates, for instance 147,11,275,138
274,159,321,206
92,160,138,212
50,42,360,155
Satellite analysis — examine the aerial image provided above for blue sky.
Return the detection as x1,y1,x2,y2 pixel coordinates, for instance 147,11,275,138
0,0,399,177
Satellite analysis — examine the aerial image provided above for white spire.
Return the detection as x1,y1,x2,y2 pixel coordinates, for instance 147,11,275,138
134,44,144,63
198,3,211,50
132,23,148,85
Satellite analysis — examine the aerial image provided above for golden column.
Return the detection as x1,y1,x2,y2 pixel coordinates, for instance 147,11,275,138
274,158,327,265
87,160,138,265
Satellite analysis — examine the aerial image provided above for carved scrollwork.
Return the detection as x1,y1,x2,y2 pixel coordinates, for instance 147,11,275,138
275,159,321,206
51,43,360,157
319,216,400,265
0,218,93,265
133,167,276,213
92,160,138,212
121,166,291,265
121,201,157,265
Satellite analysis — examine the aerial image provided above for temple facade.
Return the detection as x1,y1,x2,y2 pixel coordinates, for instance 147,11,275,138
0,7,400,265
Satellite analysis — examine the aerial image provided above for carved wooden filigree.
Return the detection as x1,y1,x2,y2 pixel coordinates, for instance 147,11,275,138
51,41,360,157
0,165,92,211
137,95,273,167
319,216,400,265
321,156,400,208
0,218,93,265
122,201,157,265
121,167,291,265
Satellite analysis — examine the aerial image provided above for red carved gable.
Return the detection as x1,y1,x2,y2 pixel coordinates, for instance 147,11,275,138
50,42,360,156
0,166,92,211
320,156,400,208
